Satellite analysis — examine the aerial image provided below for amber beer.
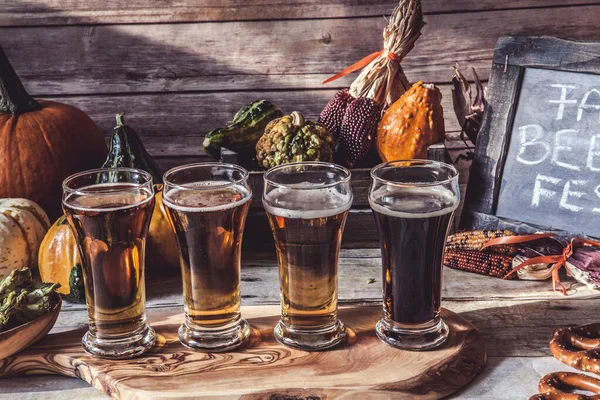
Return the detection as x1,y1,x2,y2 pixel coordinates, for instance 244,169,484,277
369,160,459,351
163,163,252,351
62,168,156,359
263,162,352,350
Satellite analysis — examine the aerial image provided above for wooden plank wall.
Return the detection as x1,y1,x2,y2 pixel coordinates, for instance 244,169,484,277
2,1,600,172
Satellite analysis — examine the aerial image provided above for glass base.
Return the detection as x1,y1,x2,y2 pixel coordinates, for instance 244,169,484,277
82,323,156,359
179,319,250,352
376,316,449,351
274,319,346,351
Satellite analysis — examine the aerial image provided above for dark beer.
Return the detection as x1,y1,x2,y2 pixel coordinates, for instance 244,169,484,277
264,189,350,330
163,184,251,328
63,170,156,359
369,160,459,350
370,187,456,325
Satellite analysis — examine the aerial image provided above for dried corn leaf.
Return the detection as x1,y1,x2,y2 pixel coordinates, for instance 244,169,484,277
349,0,424,107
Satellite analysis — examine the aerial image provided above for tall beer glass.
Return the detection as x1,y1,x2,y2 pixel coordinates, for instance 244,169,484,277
63,168,156,359
369,160,459,350
263,162,352,350
163,163,251,351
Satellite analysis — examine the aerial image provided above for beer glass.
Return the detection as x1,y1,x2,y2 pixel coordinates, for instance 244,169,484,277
369,160,459,350
163,163,252,351
263,162,352,350
62,168,156,359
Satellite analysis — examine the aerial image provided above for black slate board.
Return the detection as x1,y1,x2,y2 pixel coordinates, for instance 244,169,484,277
462,35,600,238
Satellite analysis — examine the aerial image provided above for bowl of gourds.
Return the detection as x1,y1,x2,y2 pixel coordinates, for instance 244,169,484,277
0,268,62,360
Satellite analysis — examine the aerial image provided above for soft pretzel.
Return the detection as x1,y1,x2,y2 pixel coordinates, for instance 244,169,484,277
529,372,600,400
550,323,600,374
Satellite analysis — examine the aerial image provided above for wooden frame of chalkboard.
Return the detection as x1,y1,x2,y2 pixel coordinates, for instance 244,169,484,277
461,35,600,238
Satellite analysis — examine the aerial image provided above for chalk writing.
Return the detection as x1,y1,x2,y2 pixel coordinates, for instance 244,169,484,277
496,68,600,237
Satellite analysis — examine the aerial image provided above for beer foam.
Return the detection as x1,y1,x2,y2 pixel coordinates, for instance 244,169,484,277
163,182,251,212
263,187,352,219
369,186,459,219
64,183,154,212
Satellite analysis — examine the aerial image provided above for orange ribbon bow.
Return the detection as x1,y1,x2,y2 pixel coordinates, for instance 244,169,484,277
322,50,402,85
482,233,600,295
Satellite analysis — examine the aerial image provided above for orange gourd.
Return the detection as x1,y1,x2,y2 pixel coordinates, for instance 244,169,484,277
376,82,445,162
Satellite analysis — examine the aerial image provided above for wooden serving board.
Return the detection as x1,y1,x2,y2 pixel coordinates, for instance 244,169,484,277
0,305,486,400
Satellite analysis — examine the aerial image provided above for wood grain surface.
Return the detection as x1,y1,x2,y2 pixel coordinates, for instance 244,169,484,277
1,1,597,399
0,305,486,400
5,0,598,26
4,5,600,97
1,1,594,169
40,86,460,138
3,255,600,399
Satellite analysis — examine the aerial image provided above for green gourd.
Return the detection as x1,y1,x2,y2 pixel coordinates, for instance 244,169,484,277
202,100,284,158
101,113,163,184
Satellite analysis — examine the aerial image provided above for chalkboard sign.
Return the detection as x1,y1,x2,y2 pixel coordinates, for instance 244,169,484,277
462,35,600,238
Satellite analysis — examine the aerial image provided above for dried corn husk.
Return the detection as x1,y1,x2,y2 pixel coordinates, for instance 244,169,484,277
513,234,564,280
564,246,600,290
512,255,553,281
451,65,486,144
349,0,424,107
565,262,600,290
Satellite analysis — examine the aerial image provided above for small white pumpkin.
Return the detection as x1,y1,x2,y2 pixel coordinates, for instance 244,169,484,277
0,198,50,279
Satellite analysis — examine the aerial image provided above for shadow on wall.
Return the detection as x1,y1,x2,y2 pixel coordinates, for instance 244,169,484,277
1,6,385,138
4,1,600,169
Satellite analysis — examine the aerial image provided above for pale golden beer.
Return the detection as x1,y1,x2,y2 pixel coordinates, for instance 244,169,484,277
163,163,252,351
62,168,156,359
263,162,352,350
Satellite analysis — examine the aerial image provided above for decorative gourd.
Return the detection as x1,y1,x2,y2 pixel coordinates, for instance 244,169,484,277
101,113,179,273
0,46,108,220
102,113,163,181
202,100,283,159
376,82,445,162
0,199,50,279
38,216,85,303
256,111,334,169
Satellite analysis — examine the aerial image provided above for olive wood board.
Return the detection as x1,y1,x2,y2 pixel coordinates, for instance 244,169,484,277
0,305,486,400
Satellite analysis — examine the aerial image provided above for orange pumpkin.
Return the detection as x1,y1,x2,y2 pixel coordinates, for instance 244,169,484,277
0,46,107,220
376,81,445,162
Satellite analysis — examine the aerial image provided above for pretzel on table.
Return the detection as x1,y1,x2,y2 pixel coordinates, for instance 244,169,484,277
549,323,600,374
529,372,600,400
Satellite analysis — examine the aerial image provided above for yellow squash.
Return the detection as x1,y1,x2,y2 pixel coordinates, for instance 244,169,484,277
147,187,180,273
38,215,85,303
376,82,445,162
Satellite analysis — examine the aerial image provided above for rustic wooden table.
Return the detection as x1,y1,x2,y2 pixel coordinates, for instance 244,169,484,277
1,248,596,399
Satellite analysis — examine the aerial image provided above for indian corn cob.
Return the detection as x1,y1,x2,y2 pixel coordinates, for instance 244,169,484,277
318,89,353,137
445,229,518,256
337,98,382,166
444,250,516,279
